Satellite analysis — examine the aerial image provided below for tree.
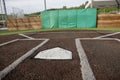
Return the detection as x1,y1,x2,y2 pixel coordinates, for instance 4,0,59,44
79,4,85,9
63,6,67,9
85,1,89,6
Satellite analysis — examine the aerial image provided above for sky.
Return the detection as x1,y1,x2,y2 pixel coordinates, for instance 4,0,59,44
5,0,88,14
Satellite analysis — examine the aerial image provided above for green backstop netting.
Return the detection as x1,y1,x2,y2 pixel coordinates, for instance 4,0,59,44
41,8,97,29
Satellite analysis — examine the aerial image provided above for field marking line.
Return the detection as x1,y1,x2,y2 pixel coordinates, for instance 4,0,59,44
75,38,96,80
19,34,35,39
78,38,120,42
0,39,19,47
115,38,120,42
93,32,120,39
0,39,49,80
19,38,49,41
79,38,116,40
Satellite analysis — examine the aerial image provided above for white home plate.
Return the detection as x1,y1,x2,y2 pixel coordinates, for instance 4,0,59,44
35,47,72,60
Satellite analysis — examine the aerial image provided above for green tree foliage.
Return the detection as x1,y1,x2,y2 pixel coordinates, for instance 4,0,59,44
60,1,89,10
98,7,119,14
63,6,67,9
24,12,41,17
24,1,120,17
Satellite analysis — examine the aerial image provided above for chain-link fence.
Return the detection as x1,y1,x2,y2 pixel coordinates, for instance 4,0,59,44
7,6,42,18
0,0,7,28
5,0,87,18
8,7,24,18
1,0,45,28
5,0,46,18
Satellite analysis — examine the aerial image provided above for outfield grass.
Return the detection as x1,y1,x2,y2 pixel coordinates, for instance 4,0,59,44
0,28,120,36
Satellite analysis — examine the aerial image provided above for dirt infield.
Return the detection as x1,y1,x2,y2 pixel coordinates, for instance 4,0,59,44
3,39,83,80
105,34,120,39
0,35,23,44
0,30,120,80
26,30,110,39
0,40,43,71
81,40,120,80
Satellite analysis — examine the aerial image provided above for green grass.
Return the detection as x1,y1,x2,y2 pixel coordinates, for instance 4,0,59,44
0,29,42,36
0,28,120,36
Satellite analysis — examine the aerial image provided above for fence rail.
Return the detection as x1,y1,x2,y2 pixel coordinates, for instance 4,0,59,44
8,17,41,30
97,14,120,28
8,14,120,30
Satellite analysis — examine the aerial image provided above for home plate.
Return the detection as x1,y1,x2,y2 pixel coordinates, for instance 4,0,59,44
34,47,72,60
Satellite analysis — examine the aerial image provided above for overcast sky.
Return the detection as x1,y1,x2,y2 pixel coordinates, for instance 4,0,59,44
5,0,88,14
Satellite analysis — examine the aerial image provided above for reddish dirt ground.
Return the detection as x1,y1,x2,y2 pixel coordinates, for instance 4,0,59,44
2,38,83,80
0,30,120,80
26,31,104,39
81,40,120,80
0,40,43,71
106,34,120,39
0,34,23,44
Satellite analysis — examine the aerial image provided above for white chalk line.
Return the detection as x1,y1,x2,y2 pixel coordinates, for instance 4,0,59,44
79,38,116,40
0,38,48,47
93,32,120,39
0,39,19,47
19,38,49,41
77,38,120,42
0,33,34,47
19,34,35,39
0,39,49,80
75,38,96,80
115,38,120,42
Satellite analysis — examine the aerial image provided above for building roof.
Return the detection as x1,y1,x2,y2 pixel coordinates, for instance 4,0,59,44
85,0,120,8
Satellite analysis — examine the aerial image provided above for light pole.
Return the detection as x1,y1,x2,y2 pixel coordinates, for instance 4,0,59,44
44,0,47,10
3,0,7,16
3,0,7,27
91,0,93,8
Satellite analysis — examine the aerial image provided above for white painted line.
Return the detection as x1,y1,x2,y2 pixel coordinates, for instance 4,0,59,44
93,32,120,39
115,38,120,42
75,38,96,80
0,39,19,47
19,38,49,41
78,38,120,42
19,34,35,39
79,38,116,40
0,39,49,80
